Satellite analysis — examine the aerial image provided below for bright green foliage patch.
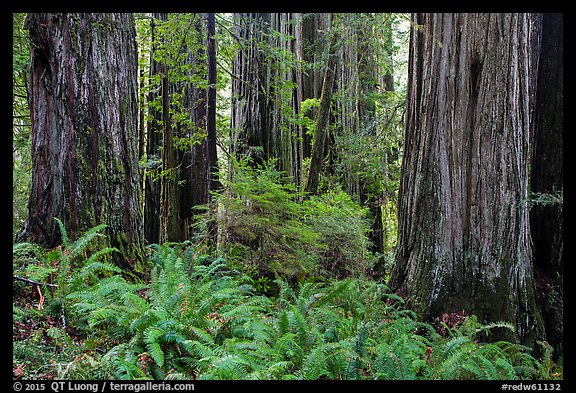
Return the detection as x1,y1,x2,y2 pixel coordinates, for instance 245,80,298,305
218,158,374,282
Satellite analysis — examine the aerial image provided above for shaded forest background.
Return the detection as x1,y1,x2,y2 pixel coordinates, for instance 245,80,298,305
12,12,563,381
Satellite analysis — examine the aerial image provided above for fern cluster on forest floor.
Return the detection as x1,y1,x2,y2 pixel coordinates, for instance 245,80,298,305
13,224,562,380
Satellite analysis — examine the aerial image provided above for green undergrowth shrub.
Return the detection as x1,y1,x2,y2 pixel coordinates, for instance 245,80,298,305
304,190,374,278
217,157,374,283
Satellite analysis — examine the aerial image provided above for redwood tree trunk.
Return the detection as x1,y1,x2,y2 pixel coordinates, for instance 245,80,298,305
159,39,180,243
179,15,210,241
304,15,337,196
229,13,272,167
143,13,166,245
20,13,145,274
206,12,221,245
530,13,563,357
269,13,302,186
389,13,544,346
294,13,329,161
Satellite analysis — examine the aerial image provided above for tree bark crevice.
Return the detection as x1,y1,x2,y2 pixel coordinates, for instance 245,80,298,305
389,13,545,346
20,13,146,276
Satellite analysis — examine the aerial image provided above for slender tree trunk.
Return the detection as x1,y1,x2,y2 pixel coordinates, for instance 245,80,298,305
389,13,544,346
20,13,146,274
294,13,327,161
159,41,180,243
530,13,563,357
145,13,216,244
206,12,221,245
339,13,387,264
151,13,182,243
269,13,301,186
304,16,337,196
138,67,146,190
231,12,328,188
143,13,165,245
179,15,210,240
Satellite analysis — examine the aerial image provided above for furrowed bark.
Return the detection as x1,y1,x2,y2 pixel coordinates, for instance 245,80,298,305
20,13,146,276
389,13,544,346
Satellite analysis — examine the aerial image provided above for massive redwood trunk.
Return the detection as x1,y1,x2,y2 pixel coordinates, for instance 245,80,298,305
20,13,146,274
389,13,544,346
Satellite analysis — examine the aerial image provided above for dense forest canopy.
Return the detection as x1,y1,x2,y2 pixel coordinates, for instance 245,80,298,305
12,12,562,382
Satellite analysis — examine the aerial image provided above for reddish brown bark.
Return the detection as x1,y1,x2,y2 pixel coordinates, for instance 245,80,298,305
20,13,145,274
389,13,544,346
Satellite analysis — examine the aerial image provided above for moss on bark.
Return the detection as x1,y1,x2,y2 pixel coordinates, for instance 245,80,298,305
389,13,545,347
21,13,146,275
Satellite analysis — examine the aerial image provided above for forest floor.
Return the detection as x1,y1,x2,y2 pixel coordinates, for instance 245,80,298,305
12,233,563,381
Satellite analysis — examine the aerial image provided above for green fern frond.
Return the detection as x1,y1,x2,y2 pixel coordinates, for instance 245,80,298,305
273,332,303,366
90,276,145,299
129,308,166,333
475,351,500,379
88,307,123,328
289,304,312,350
274,279,298,307
343,355,365,380
235,317,276,343
144,326,166,367
434,339,476,379
393,308,418,320
353,323,369,357
115,359,151,380
85,247,120,264
161,329,187,346
181,339,218,362
475,320,516,337
54,217,70,248
68,223,108,258
12,242,45,268
261,360,294,379
79,260,121,277
70,260,122,290
442,335,472,359
199,354,250,380
121,292,150,314
378,332,427,379
278,310,290,336
383,293,405,304
189,326,217,346
313,279,351,307
494,356,517,379
461,359,484,379
192,258,229,282
322,341,353,378
301,345,330,379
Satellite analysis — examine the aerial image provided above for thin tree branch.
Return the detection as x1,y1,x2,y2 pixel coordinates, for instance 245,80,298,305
13,275,59,288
